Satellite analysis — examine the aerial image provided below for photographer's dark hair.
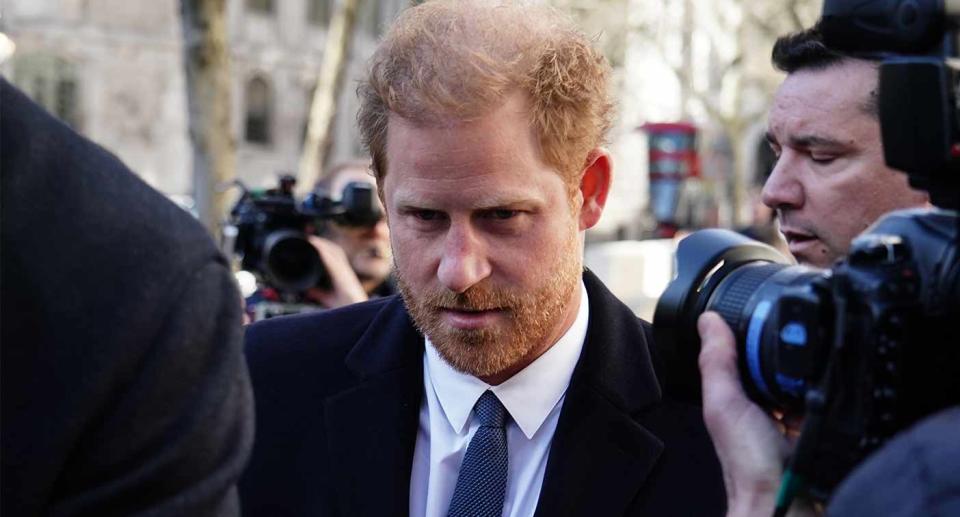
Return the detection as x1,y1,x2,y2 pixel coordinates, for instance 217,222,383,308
772,22,880,118
772,23,845,73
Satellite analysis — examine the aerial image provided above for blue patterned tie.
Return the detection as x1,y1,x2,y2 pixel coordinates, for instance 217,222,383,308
447,390,509,517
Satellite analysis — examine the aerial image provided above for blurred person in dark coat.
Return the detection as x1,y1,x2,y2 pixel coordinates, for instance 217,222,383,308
1,77,253,516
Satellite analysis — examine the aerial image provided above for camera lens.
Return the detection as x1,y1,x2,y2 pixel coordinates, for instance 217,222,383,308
262,230,325,292
653,229,822,409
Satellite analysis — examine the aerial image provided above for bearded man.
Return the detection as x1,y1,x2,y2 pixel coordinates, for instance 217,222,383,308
239,2,725,516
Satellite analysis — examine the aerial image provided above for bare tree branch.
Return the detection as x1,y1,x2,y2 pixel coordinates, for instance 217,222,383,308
788,0,806,32
179,0,235,237
298,0,360,194
747,10,781,39
717,53,744,81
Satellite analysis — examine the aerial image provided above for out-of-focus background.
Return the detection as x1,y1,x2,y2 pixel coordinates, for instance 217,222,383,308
0,0,818,318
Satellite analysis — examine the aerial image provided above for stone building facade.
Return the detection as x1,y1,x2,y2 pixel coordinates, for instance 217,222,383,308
1,0,406,199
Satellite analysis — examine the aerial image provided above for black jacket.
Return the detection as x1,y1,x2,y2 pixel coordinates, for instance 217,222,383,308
241,270,725,516
1,78,254,516
827,407,960,516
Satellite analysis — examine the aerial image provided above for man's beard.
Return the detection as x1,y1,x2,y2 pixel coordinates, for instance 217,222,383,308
395,234,582,379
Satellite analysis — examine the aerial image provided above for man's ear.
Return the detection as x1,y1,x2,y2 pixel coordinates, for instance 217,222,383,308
578,148,612,231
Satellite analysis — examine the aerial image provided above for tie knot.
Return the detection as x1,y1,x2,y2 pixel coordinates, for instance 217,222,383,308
474,391,506,428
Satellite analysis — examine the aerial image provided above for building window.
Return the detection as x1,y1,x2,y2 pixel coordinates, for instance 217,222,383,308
247,0,274,15
308,0,331,26
13,55,83,130
56,78,79,129
245,76,273,145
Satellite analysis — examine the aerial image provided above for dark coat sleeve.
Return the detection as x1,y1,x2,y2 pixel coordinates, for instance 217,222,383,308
0,77,254,516
826,407,960,517
46,261,254,516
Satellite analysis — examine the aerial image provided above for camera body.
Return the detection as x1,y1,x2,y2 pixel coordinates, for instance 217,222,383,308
228,174,382,304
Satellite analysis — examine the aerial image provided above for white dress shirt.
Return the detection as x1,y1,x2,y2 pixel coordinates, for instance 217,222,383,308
409,281,590,517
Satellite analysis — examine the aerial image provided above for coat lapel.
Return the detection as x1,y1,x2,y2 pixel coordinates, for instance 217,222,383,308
535,270,666,516
323,297,425,517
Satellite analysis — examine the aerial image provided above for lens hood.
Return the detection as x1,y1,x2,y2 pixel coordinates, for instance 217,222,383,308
653,229,788,402
262,230,325,293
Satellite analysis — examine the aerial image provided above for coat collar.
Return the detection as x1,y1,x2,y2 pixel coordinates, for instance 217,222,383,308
573,269,663,411
534,270,666,516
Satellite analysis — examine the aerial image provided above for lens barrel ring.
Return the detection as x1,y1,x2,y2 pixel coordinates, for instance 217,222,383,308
709,262,784,332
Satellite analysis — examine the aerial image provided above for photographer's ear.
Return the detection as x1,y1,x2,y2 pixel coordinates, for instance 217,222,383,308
578,148,612,231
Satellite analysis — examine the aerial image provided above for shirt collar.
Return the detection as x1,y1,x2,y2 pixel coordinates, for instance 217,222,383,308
424,280,590,439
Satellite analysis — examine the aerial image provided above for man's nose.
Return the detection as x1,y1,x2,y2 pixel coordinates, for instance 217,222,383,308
761,154,804,211
437,222,491,294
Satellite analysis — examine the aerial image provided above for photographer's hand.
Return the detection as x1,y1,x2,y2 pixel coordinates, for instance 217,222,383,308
698,312,794,517
307,235,368,308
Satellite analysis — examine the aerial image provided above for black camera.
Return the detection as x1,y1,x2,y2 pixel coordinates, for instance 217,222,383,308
654,219,959,499
228,174,382,300
653,0,960,505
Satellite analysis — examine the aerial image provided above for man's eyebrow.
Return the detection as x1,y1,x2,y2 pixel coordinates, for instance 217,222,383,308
391,194,541,210
474,198,541,210
788,134,846,148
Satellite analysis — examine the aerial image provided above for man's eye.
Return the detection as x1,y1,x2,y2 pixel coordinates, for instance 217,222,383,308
486,209,519,220
412,210,443,221
810,155,836,165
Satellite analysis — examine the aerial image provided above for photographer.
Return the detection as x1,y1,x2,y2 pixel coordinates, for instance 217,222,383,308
694,21,959,517
234,163,392,319
304,161,394,308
